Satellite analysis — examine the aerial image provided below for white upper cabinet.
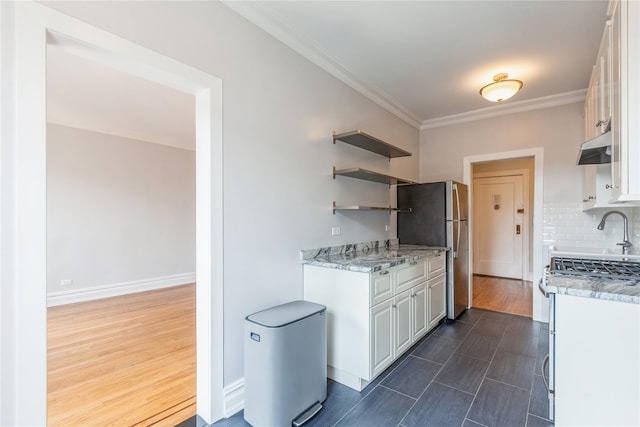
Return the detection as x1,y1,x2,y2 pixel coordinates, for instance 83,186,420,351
583,0,640,206
610,0,640,202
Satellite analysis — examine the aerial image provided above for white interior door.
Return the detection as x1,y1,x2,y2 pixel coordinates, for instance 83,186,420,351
473,175,524,279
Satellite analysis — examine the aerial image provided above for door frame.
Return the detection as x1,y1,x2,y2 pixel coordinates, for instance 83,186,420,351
472,169,530,281
3,2,224,425
463,148,546,322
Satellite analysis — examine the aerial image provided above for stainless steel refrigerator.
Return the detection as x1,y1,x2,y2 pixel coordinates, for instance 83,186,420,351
397,181,469,319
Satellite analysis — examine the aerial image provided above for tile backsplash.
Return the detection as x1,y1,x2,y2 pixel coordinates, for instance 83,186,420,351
543,203,640,256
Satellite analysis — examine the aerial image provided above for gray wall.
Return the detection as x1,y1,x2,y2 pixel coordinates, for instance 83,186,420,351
46,124,196,296
42,1,419,386
420,102,584,205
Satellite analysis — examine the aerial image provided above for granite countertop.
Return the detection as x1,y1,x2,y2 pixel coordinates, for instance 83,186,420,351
302,243,447,273
544,273,640,305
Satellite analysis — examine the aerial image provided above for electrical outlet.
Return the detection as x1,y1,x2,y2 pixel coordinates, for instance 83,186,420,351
60,279,73,287
385,225,390,231
331,226,341,236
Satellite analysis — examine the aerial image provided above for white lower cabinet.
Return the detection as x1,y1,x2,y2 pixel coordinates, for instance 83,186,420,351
412,283,428,341
393,289,413,357
303,251,446,391
554,294,639,426
370,300,393,377
428,274,446,330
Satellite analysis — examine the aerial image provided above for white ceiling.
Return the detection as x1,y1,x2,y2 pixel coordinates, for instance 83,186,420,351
47,43,195,150
227,0,609,127
46,0,609,144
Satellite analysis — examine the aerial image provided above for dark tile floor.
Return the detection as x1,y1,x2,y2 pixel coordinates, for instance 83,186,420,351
203,308,553,427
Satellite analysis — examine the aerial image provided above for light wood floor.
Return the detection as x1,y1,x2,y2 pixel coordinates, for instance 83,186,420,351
47,284,196,427
472,274,533,317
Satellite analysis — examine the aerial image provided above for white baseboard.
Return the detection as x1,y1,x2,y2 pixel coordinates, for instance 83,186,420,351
223,378,244,418
46,273,196,306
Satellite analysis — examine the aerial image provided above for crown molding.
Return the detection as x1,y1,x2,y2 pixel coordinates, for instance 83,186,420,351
420,89,587,130
223,2,587,133
222,1,422,129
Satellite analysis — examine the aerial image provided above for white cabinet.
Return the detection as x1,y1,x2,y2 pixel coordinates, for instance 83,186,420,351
411,283,428,341
303,251,445,391
427,252,447,329
428,274,446,330
396,260,427,294
609,0,640,201
554,294,639,426
370,300,393,377
371,269,392,306
393,289,413,357
582,164,624,209
584,19,612,141
585,1,640,204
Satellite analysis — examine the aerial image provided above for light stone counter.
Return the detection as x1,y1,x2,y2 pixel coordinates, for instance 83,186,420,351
544,273,640,304
301,239,447,273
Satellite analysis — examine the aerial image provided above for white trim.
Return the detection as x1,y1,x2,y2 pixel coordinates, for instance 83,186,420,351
46,274,196,307
472,169,531,282
421,89,587,130
221,1,422,129
223,378,245,418
222,0,586,132
7,2,224,425
463,148,545,322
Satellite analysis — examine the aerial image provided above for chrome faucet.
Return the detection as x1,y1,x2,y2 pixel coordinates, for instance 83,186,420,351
597,210,633,254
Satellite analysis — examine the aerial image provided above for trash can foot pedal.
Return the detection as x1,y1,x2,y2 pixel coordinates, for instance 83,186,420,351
293,402,322,426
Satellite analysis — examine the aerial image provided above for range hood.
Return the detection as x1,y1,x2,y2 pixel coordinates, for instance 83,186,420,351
577,130,612,165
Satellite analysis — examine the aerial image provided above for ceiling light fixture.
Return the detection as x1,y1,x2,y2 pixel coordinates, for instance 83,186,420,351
479,73,523,102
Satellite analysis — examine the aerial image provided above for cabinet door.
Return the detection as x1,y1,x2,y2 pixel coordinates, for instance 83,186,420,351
370,300,393,377
395,260,427,294
610,0,622,199
611,0,640,201
428,252,446,278
428,274,446,330
412,283,428,342
394,289,413,357
596,21,612,136
370,269,393,306
584,73,598,141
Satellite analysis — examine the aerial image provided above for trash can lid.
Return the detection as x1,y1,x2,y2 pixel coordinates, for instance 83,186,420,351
246,300,326,328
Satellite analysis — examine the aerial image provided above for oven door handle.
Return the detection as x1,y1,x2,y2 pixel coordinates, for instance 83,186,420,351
538,278,547,297
538,267,550,297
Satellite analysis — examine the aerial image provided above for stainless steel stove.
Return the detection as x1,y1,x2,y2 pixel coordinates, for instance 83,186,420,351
550,256,640,281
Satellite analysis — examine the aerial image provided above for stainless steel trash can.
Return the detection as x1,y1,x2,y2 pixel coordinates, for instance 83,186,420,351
244,300,327,427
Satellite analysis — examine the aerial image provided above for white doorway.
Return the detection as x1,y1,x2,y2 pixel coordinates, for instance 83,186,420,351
8,3,224,425
463,148,546,323
473,172,527,279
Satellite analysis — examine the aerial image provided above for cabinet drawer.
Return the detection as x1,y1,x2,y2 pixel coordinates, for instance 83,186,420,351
370,269,393,306
395,259,427,294
428,252,446,278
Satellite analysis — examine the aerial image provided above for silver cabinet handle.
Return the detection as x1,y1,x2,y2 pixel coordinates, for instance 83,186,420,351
392,304,397,309
410,261,418,266
379,270,389,275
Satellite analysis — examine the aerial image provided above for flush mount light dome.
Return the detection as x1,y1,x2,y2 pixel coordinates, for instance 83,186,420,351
479,73,523,102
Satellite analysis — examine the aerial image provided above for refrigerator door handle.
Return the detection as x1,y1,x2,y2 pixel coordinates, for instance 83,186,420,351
451,220,459,259
455,223,460,259
452,183,460,258
453,183,461,223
